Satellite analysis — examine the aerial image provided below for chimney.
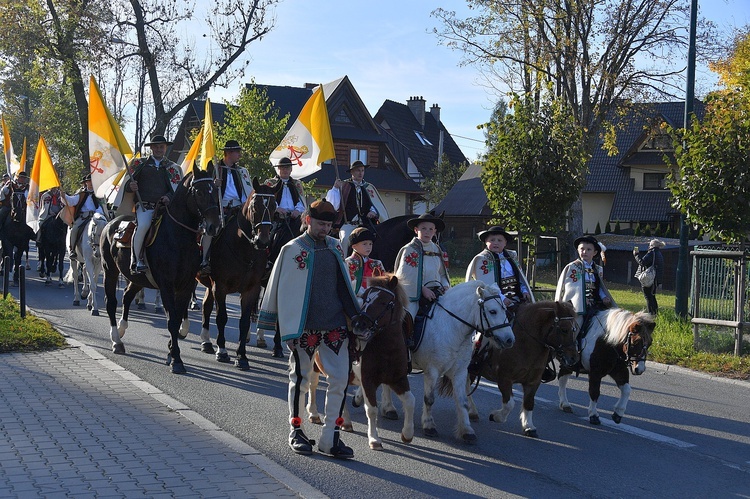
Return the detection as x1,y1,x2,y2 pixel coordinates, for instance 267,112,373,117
407,96,426,127
429,103,441,124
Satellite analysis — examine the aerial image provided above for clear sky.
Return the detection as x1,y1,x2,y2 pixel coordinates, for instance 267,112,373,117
201,0,750,162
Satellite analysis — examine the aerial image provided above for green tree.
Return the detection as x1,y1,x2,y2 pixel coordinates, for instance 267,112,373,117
422,153,468,208
215,84,289,181
604,222,611,233
614,221,621,234
481,93,588,235
432,1,711,241
668,89,750,243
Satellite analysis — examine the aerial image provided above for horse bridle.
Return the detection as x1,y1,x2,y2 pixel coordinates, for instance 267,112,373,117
352,286,397,342
622,330,650,375
533,312,578,357
435,293,511,338
165,177,220,233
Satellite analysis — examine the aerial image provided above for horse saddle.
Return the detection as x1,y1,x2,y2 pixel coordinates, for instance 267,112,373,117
409,301,437,353
113,216,162,249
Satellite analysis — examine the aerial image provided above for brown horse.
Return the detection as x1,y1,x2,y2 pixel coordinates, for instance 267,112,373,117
467,301,579,438
349,274,415,450
558,308,655,425
198,179,276,370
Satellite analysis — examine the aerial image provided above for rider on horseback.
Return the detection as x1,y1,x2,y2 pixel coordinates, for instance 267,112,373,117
64,174,104,259
36,186,63,244
0,170,29,230
555,235,615,348
394,213,450,322
124,135,182,273
265,158,306,237
199,140,254,276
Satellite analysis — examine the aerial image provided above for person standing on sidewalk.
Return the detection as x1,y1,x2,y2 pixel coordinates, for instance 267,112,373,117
634,239,665,315
257,199,359,459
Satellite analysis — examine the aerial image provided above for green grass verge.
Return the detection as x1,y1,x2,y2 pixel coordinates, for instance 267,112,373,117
451,276,750,380
0,296,67,353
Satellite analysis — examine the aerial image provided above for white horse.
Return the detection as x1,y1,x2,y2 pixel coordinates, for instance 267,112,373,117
558,308,655,425
344,280,511,444
65,212,107,316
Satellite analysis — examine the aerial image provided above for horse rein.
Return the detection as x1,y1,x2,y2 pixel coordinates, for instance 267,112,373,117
622,330,649,375
532,311,578,355
164,177,219,234
434,293,511,338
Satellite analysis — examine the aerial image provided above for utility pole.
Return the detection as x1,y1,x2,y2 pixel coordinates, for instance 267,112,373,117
675,0,698,318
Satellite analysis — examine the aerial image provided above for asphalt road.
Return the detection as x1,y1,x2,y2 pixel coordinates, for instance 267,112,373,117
9,251,750,499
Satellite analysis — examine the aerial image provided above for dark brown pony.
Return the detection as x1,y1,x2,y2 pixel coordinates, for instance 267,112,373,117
198,179,275,370
558,308,655,425
467,301,579,438
350,274,415,450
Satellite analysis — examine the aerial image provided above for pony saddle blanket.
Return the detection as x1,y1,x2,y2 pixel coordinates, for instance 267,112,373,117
113,217,162,249
409,301,437,352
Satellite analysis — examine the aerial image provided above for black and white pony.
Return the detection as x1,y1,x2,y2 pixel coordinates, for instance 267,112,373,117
558,308,655,425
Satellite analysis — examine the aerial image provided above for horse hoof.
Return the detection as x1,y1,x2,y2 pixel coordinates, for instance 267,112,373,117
58,282,64,288
369,442,384,451
178,328,189,340
201,342,215,354
383,410,398,421
91,310,99,317
342,424,354,432
87,304,92,311
112,344,126,354
309,415,322,425
137,303,145,310
234,358,250,371
561,405,573,414
25,264,30,270
171,362,187,374
256,338,267,348
489,414,495,422
462,433,477,444
73,300,80,306
524,429,539,438
154,306,163,314
44,281,51,286
401,433,413,444
423,427,438,438
589,415,601,425
612,413,622,424
272,348,284,358
469,413,479,422
216,352,230,363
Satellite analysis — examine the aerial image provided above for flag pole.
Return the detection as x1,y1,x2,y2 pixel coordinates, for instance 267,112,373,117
125,157,146,212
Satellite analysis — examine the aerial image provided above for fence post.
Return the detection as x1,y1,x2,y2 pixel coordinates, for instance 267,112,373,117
736,253,746,356
19,266,25,319
692,252,701,349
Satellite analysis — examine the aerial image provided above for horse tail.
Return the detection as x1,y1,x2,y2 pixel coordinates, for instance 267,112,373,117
437,375,454,397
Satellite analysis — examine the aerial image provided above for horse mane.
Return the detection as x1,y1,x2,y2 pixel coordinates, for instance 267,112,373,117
601,308,655,346
365,273,408,323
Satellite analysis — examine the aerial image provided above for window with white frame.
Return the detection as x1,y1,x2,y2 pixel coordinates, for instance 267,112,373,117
643,172,666,190
350,149,367,165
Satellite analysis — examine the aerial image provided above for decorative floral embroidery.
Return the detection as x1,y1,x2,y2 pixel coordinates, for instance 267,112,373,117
165,165,181,184
294,249,309,270
404,251,419,267
299,330,322,358
348,260,359,279
569,269,578,282
480,259,490,275
323,327,348,355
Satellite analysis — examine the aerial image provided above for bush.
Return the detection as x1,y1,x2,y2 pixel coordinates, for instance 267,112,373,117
634,223,642,236
605,221,612,233
614,221,621,234
0,297,66,353
594,222,601,234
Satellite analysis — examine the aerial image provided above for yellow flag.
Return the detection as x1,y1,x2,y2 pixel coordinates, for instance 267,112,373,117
269,85,334,178
181,126,203,175
2,115,20,177
26,136,61,231
88,75,133,199
199,98,215,171
19,137,27,173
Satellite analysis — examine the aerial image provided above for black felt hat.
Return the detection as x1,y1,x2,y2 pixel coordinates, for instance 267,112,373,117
222,140,243,151
347,160,368,171
144,135,173,146
407,213,445,232
477,226,513,243
574,235,601,255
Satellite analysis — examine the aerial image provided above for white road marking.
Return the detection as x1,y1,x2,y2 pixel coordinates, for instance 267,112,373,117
474,380,695,449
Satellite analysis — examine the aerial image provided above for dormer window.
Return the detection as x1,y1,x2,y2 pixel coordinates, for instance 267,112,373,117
414,131,432,146
640,126,673,151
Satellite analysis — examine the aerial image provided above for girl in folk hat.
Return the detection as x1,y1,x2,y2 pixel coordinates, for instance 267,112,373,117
394,213,450,320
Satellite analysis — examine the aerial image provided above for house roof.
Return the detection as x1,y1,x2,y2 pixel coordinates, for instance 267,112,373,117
374,99,469,178
433,164,492,216
304,165,423,194
585,100,704,222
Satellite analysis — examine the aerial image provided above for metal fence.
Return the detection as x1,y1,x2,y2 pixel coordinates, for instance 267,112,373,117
690,245,748,356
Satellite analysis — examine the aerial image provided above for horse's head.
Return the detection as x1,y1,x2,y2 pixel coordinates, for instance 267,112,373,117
10,193,26,222
88,212,108,259
351,274,406,343
188,163,221,237
476,282,515,350
241,178,276,249
624,311,655,375
548,301,580,368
